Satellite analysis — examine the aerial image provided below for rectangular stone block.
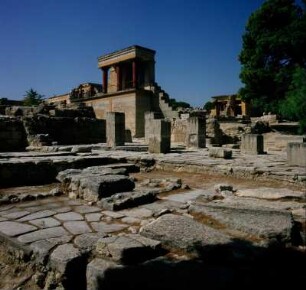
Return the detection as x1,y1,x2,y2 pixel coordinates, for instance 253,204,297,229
185,116,206,148
287,142,306,167
209,147,232,159
106,112,125,147
241,134,264,154
148,119,171,153
144,111,163,143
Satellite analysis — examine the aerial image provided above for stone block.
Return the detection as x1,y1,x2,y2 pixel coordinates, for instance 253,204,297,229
287,142,306,167
148,119,171,153
208,147,232,159
144,111,163,143
106,112,125,147
86,258,121,290
185,116,206,148
241,134,264,154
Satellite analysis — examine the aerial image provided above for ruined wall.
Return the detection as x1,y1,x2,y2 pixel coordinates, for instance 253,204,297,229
23,116,106,146
85,91,156,137
0,118,28,151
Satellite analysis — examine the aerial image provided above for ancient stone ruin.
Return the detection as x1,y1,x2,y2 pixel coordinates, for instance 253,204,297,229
0,46,305,290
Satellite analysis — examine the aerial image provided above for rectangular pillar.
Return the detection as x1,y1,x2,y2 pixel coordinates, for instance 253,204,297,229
287,142,306,167
106,112,125,147
241,134,264,154
132,60,137,88
102,68,108,94
148,119,171,153
185,116,206,148
144,111,163,143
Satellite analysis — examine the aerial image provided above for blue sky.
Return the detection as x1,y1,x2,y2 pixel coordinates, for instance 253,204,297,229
0,0,265,107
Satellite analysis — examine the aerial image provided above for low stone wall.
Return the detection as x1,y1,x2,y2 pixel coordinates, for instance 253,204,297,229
23,116,106,146
0,118,28,151
171,119,187,143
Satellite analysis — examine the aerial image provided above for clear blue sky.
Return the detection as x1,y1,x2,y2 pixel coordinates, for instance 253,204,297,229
0,0,265,107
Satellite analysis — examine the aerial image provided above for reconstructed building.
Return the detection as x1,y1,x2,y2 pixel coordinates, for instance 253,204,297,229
47,45,179,137
209,94,251,117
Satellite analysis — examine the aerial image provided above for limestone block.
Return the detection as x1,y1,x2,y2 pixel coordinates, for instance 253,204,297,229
148,119,171,153
106,112,125,147
287,142,306,167
208,147,232,159
185,116,206,148
144,111,163,142
241,134,264,154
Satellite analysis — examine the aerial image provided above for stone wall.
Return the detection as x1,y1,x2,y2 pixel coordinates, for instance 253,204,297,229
0,118,28,151
171,119,187,143
23,116,106,146
84,90,158,137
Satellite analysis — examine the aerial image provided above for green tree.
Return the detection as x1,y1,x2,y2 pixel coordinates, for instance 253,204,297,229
239,0,306,114
280,66,306,133
203,101,215,112
23,88,44,106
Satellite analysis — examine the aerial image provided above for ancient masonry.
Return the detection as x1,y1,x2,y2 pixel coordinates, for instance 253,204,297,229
0,45,306,289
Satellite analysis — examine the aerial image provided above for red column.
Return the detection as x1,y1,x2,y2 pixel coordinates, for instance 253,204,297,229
132,59,137,89
102,67,108,94
116,65,122,91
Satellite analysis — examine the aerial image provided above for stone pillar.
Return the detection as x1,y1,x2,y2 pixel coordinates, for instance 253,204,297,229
132,60,137,88
116,65,122,91
144,111,163,143
102,68,109,94
106,112,125,148
241,134,264,154
186,116,206,148
287,142,306,167
148,119,171,154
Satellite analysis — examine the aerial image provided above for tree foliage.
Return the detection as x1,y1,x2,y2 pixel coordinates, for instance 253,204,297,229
168,98,191,110
280,66,306,133
23,88,44,106
239,0,306,114
203,101,215,112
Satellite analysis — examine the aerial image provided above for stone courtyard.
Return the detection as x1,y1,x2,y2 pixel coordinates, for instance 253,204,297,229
0,139,305,289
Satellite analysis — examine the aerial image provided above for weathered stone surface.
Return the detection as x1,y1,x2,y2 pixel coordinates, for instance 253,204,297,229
74,233,107,251
54,212,84,221
64,221,92,235
189,203,293,243
1,210,30,219
17,226,69,243
85,213,102,222
91,222,128,233
96,233,161,264
29,217,61,228
241,134,264,154
50,243,82,274
185,116,206,148
140,214,231,253
287,142,306,167
148,119,171,153
73,205,102,214
235,187,305,200
99,189,157,211
106,112,125,147
17,210,56,222
209,147,232,159
0,221,37,237
86,258,121,290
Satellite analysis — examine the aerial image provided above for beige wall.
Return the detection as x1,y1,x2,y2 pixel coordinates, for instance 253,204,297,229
84,93,137,136
47,94,70,105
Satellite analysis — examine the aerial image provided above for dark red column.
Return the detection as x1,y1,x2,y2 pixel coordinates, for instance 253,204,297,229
132,59,137,89
116,65,122,91
102,67,108,94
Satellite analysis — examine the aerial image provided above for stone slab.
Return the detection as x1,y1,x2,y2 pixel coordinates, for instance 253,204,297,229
17,210,56,222
29,217,61,228
140,214,231,253
17,226,69,244
0,221,37,237
91,222,128,233
64,221,92,235
54,212,84,221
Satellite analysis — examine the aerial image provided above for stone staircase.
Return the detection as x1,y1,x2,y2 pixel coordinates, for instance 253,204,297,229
149,83,179,119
